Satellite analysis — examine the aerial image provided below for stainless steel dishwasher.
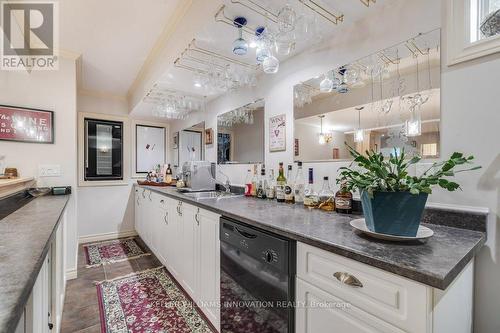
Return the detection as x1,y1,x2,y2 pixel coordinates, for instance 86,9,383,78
220,217,296,333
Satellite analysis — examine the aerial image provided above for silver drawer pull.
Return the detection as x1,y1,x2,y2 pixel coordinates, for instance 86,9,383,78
333,272,363,288
163,212,168,225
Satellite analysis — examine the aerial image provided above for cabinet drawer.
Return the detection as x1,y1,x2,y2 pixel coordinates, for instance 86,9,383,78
296,278,405,333
297,242,430,332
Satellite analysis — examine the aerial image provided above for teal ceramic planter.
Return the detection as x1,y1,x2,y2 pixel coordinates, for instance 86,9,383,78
360,191,428,237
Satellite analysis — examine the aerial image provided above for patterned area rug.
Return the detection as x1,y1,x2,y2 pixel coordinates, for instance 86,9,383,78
96,267,213,333
84,238,150,267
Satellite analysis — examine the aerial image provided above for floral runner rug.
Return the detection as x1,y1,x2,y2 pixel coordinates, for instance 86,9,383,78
84,237,150,267
96,267,213,333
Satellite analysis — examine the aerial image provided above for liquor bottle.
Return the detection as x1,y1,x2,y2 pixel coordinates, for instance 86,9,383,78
335,180,353,214
257,166,267,199
276,163,286,203
251,164,258,197
293,161,305,204
244,169,253,197
266,169,276,199
165,164,173,183
284,165,295,204
318,176,335,211
304,168,319,208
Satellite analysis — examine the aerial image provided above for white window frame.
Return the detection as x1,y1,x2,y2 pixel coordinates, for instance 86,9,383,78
447,0,500,65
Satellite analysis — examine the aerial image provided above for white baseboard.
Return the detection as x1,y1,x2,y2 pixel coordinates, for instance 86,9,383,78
78,230,138,244
65,268,78,280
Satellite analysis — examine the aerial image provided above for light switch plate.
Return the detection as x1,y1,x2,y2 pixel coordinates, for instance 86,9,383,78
39,164,62,177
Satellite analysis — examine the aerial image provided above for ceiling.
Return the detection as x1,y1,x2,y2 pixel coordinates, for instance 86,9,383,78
60,0,182,96
131,0,387,119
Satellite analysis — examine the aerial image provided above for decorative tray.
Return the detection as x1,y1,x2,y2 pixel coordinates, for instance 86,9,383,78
350,218,434,242
137,180,176,187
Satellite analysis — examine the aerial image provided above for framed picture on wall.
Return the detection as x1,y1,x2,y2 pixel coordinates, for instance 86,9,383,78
205,128,214,145
269,114,286,152
136,125,165,173
0,105,54,143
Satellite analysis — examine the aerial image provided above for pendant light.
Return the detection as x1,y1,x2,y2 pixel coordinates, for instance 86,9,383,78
232,17,248,56
318,115,326,145
354,107,364,143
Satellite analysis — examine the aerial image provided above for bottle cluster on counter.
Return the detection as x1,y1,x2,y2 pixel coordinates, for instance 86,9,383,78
244,161,353,214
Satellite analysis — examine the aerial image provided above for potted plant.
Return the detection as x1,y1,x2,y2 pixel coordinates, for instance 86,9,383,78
337,145,481,237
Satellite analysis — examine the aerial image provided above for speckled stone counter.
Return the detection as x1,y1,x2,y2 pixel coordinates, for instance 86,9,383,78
139,185,486,290
0,195,69,333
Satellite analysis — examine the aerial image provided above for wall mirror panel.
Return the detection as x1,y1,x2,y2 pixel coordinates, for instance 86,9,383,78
179,121,205,167
294,29,441,162
217,100,265,164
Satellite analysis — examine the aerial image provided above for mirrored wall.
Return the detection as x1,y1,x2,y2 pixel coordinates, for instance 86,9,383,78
179,121,205,167
294,29,441,162
217,100,265,164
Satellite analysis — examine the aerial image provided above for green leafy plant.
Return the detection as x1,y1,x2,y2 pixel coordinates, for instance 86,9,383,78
337,144,481,197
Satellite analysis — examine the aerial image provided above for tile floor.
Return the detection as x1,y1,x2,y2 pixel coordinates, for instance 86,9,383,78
60,238,162,332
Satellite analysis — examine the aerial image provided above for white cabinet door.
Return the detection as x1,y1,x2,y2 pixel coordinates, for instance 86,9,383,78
178,202,198,299
135,187,146,240
196,208,220,330
142,189,154,248
163,198,181,279
296,278,405,333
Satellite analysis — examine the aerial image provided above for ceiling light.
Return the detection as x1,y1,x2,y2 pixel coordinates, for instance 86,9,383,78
194,82,202,88
232,17,248,56
406,114,422,137
354,107,365,142
249,40,257,48
317,115,332,145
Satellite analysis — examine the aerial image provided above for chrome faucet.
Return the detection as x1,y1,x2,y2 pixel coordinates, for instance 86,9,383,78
217,169,231,193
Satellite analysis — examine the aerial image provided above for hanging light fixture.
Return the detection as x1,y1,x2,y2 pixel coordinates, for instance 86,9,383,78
406,109,422,137
354,107,364,143
317,115,332,145
232,17,248,56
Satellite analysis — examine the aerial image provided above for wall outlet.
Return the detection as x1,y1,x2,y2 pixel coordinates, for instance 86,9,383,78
39,164,62,177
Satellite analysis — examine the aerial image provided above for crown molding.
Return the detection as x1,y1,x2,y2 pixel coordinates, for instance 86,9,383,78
126,0,194,103
78,89,128,102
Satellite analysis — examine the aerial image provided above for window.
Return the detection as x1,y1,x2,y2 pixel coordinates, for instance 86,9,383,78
470,0,500,42
421,143,438,157
84,118,123,181
447,0,500,65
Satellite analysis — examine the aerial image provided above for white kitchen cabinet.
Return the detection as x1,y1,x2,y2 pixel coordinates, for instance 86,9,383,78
195,207,220,331
296,242,474,333
178,202,198,298
134,188,221,330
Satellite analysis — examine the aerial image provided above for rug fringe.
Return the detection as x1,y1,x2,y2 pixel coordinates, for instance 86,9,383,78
94,265,164,285
85,253,151,268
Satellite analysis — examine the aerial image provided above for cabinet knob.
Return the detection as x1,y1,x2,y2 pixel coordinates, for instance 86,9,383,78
333,272,363,288
160,199,165,203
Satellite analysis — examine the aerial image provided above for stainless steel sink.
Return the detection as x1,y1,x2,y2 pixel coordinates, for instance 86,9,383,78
183,191,243,200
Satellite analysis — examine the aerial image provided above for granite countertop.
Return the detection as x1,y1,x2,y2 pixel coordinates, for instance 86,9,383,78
140,185,486,290
0,195,69,333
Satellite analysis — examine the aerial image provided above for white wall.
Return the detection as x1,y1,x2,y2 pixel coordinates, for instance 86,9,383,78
77,92,169,240
167,0,500,330
0,58,79,274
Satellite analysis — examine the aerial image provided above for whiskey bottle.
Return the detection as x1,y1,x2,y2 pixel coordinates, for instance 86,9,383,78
276,163,286,203
335,180,353,214
318,177,335,211
251,164,258,197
